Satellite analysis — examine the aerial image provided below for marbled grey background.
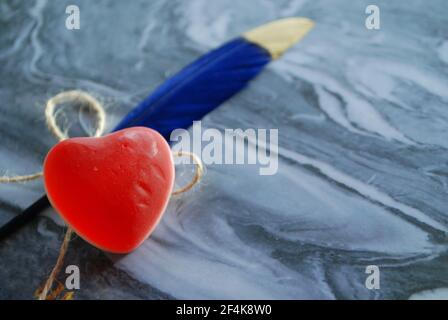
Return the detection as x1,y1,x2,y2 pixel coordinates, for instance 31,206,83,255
1,0,447,299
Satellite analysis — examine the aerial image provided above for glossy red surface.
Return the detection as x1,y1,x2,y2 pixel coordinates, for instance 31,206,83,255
44,127,174,253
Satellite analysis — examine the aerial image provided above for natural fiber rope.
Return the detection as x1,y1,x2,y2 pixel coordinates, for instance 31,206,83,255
0,90,203,300
45,90,106,140
0,172,43,183
0,90,106,183
38,228,74,300
171,151,204,195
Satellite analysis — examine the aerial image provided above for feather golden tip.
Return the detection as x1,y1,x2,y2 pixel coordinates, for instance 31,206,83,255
243,17,315,59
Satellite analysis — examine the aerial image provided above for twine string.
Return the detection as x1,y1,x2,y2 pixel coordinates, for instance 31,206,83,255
38,228,74,300
0,172,43,183
0,90,106,183
0,90,203,300
45,90,106,140
171,151,204,195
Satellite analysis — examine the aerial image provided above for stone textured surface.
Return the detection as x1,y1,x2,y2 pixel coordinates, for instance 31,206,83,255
0,0,447,299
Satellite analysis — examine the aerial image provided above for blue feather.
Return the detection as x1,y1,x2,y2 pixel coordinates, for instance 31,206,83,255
114,38,271,140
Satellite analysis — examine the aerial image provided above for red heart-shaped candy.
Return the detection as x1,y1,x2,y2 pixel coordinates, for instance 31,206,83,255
43,127,174,253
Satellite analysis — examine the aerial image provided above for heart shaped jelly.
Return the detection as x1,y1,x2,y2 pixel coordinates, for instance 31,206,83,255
43,127,174,253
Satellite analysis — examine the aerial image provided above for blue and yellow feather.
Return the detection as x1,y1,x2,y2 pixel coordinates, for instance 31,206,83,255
115,17,314,140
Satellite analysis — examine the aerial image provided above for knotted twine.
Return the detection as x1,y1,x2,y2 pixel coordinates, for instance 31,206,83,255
0,90,203,300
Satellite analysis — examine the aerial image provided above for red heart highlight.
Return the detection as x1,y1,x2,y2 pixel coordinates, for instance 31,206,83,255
43,127,174,253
